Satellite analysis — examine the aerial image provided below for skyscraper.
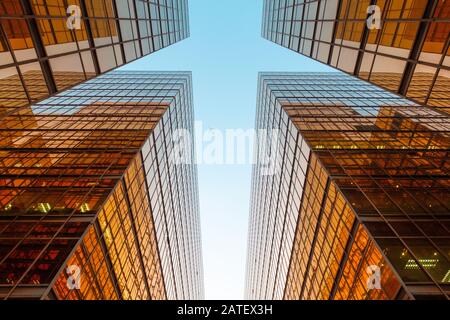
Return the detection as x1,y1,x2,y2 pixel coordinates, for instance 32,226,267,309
0,0,190,114
261,0,449,114
0,71,204,300
246,72,449,300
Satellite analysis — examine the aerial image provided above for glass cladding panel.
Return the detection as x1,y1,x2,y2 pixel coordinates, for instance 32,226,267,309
336,226,402,300
96,46,117,72
49,53,87,90
141,74,203,299
1,18,37,61
0,66,29,114
52,225,119,300
18,62,49,101
370,56,407,92
406,64,437,104
428,70,450,113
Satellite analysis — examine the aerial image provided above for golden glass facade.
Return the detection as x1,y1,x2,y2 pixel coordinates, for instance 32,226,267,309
0,0,190,114
246,73,449,300
0,71,203,300
262,0,450,114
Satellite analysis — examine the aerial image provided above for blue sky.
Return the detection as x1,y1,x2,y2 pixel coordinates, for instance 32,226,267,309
121,0,335,299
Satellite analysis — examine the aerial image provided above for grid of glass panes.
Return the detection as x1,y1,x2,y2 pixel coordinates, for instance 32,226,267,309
0,71,203,300
52,154,166,300
262,0,450,114
139,72,204,300
246,72,450,300
246,74,311,299
0,0,190,115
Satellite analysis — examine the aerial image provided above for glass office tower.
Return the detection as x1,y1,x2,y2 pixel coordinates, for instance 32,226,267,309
246,72,449,300
262,0,449,114
0,71,204,300
0,0,190,114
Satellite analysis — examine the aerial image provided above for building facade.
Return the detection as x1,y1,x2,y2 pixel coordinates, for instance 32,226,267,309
246,72,449,300
262,0,449,114
0,71,204,300
0,0,190,115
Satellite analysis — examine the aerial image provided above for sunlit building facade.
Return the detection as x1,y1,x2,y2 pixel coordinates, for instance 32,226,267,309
0,71,204,300
262,0,450,114
0,0,190,115
246,72,450,300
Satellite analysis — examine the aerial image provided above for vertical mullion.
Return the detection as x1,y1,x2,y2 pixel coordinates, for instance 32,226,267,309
19,0,57,94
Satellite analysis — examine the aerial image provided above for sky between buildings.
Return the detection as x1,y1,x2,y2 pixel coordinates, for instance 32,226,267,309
121,0,336,299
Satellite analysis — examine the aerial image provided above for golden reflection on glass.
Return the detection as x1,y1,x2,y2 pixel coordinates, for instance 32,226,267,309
262,0,450,114
249,73,450,300
0,67,29,114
